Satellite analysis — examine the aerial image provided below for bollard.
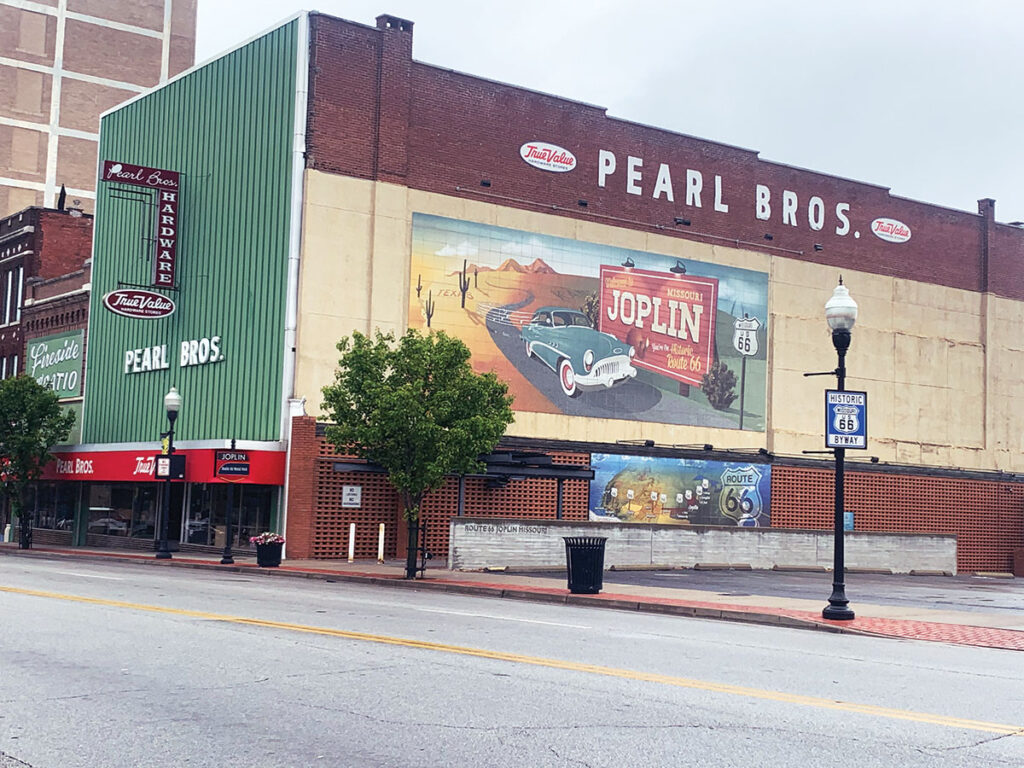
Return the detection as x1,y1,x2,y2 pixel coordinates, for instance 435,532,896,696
377,523,385,564
348,522,356,563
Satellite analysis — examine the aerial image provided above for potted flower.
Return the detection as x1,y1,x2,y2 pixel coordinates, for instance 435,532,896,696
250,532,285,567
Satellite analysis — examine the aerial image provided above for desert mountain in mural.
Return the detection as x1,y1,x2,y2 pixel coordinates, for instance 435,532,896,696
448,257,557,275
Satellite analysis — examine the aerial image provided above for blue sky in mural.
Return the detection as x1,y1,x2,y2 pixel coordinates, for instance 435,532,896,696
412,214,769,323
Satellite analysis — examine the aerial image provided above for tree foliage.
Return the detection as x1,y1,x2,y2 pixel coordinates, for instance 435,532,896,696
321,329,514,576
0,375,76,548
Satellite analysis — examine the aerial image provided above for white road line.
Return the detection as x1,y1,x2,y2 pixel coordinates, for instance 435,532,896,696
413,606,590,629
51,570,124,580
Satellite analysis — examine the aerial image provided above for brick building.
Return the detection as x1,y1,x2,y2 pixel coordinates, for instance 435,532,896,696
0,0,197,217
0,205,91,380
34,12,1024,572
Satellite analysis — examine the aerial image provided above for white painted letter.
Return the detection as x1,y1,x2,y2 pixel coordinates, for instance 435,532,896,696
686,169,703,208
781,190,798,226
755,185,771,220
653,164,674,201
626,156,643,196
598,150,616,188
714,175,729,213
808,196,825,231
835,203,850,236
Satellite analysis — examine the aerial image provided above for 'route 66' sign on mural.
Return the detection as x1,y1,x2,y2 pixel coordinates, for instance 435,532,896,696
732,314,760,357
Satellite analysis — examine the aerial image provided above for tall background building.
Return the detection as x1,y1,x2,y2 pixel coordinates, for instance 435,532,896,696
0,0,197,217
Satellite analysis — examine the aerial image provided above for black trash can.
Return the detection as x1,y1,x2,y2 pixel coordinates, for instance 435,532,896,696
563,536,608,594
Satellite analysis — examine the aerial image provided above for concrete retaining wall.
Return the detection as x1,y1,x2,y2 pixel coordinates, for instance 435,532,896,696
448,518,957,574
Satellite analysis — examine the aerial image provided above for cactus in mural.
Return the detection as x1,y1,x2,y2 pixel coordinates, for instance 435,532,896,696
424,290,434,327
416,273,422,298
580,291,600,329
474,267,478,288
701,361,738,411
458,259,470,308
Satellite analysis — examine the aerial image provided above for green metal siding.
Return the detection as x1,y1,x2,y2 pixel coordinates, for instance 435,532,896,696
84,22,298,444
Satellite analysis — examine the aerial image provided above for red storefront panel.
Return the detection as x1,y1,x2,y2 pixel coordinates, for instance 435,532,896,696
42,448,286,485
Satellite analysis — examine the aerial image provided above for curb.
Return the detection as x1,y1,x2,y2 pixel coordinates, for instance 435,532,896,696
0,547,849,638
4,547,1017,649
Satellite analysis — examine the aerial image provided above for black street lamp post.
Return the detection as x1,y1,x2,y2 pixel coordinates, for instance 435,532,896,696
221,438,236,565
822,279,857,621
156,386,182,560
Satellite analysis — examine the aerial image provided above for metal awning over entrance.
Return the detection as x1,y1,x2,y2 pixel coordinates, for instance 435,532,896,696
330,450,594,519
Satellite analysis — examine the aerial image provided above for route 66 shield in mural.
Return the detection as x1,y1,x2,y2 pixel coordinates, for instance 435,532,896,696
718,465,764,524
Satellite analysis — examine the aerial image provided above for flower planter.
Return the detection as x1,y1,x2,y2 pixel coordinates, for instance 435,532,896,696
255,541,283,567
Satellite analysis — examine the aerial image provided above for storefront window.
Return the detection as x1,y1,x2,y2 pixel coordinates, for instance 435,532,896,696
186,484,274,548
21,482,78,530
87,484,157,537
131,485,159,539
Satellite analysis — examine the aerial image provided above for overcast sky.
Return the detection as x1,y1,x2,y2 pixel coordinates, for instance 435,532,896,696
196,1,1024,223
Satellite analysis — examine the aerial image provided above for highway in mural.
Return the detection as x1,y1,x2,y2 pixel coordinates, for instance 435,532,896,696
409,214,770,430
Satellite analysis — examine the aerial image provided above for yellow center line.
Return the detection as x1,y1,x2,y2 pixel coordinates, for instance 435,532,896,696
3,584,1022,737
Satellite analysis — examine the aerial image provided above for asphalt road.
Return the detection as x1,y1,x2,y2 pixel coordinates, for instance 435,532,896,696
1,558,1022,767
601,569,1024,614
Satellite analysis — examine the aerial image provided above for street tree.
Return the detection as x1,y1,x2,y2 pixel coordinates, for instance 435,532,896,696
322,329,514,578
0,375,76,549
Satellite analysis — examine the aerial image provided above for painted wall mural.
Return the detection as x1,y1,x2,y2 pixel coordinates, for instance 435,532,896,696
409,214,769,430
589,453,771,527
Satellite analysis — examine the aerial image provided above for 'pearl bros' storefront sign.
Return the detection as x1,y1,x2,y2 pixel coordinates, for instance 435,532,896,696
27,330,84,398
101,160,181,288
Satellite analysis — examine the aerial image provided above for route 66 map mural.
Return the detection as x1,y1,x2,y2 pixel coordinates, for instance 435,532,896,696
589,454,771,527
408,214,769,430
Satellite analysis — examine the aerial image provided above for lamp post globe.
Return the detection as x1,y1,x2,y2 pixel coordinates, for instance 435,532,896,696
823,278,856,621
825,279,858,332
164,386,182,417
156,386,182,560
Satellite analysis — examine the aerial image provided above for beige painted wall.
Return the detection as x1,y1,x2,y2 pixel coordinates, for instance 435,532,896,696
296,170,1024,472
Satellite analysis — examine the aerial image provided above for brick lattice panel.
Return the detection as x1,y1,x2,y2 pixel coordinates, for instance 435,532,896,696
311,435,590,560
419,451,590,559
312,461,399,559
772,465,1024,573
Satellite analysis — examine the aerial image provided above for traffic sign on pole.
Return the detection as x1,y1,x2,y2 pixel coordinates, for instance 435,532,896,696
825,390,867,449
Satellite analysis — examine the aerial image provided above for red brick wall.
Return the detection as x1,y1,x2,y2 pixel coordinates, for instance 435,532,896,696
306,13,1024,301
771,464,1024,574
284,414,318,558
36,211,93,278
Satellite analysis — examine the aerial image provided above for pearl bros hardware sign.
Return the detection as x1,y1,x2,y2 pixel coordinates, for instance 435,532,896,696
101,160,181,288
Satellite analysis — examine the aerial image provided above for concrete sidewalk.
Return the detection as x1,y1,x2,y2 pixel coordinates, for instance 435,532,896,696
1,544,1021,652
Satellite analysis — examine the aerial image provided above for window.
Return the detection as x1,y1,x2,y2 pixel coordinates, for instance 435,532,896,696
187,484,274,548
14,266,23,323
2,270,11,325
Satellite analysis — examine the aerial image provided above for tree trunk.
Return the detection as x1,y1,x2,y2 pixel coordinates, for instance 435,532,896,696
404,519,418,580
403,497,422,580
16,500,31,550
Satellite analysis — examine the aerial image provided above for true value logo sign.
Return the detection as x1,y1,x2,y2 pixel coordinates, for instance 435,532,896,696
101,160,181,288
102,289,175,319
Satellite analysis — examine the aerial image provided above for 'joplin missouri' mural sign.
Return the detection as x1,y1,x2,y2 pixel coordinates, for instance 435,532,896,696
408,214,769,431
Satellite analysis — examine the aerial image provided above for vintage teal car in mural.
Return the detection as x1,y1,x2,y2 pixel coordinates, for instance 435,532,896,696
521,307,636,397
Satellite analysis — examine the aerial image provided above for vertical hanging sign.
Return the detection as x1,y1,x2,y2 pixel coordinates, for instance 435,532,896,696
100,161,181,289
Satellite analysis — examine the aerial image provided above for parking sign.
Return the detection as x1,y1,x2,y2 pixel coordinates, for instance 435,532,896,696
825,390,867,449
